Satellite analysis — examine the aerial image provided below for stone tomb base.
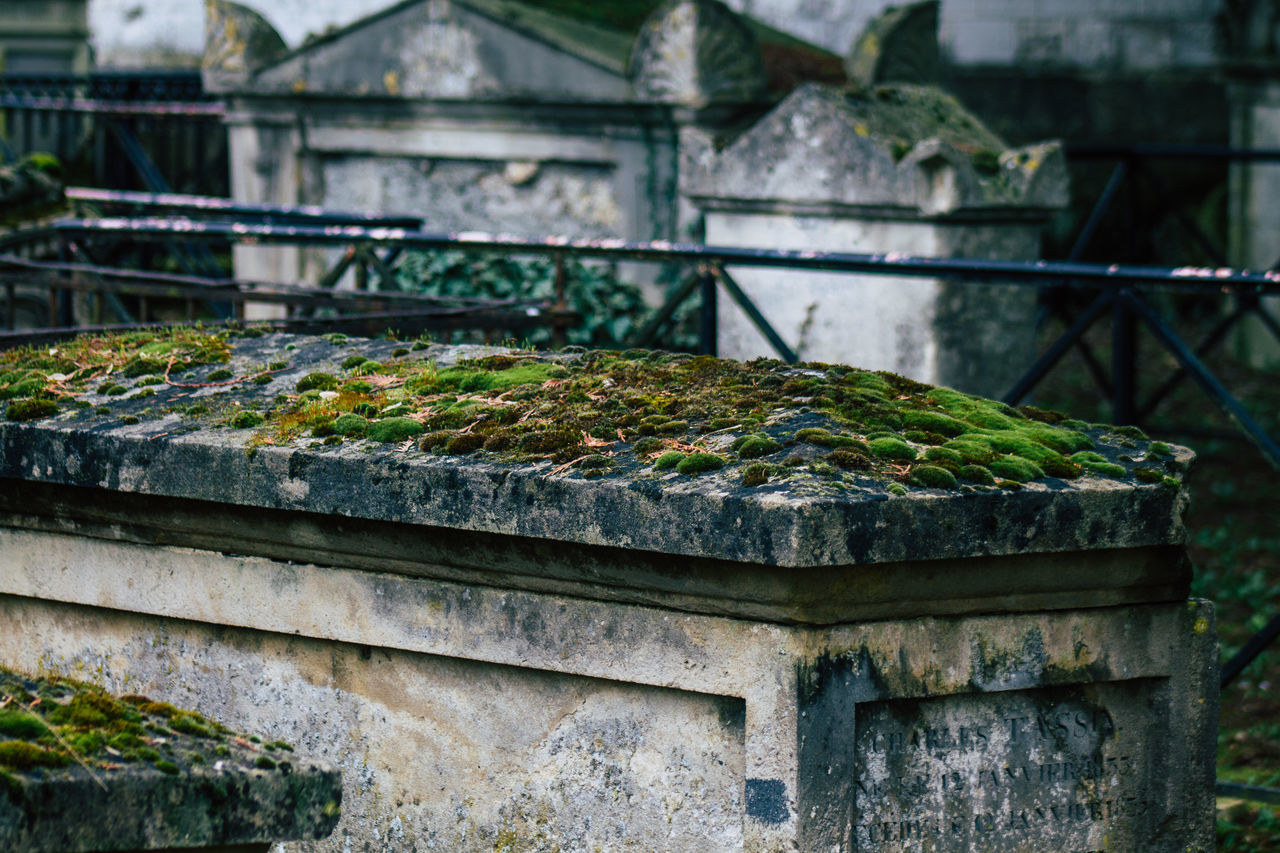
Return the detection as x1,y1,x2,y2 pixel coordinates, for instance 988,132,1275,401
1,508,1215,852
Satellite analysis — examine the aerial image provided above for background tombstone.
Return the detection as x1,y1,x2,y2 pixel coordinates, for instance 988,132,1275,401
689,76,1068,397
202,0,843,311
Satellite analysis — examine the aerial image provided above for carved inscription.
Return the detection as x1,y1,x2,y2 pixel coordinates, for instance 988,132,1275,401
854,685,1151,851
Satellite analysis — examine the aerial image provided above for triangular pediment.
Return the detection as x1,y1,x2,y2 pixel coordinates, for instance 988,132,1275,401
246,0,633,101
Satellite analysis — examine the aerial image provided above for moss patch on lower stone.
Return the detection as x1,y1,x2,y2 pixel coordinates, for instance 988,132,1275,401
0,666,294,782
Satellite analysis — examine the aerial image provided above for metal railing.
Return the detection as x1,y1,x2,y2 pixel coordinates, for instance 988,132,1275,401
0,72,228,197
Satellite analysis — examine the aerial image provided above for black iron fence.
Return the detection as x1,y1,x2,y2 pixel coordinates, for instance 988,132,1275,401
0,72,227,196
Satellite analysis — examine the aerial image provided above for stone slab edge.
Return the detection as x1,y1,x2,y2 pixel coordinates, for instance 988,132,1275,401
0,416,1187,567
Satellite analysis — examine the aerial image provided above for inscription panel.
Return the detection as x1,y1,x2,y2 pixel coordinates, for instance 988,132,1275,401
854,683,1155,851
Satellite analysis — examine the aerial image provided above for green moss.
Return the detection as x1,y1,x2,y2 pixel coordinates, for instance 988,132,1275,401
632,437,664,455
793,427,864,450
654,451,685,470
742,463,770,486
155,759,180,774
923,446,963,467
423,362,560,394
907,464,958,490
331,413,369,437
676,453,726,475
0,741,69,770
887,483,908,496
296,372,339,393
228,411,264,429
827,449,873,470
255,755,277,770
3,328,1151,492
958,464,995,485
0,711,48,740
445,433,485,454
366,417,424,443
6,398,58,421
1134,467,1164,484
868,437,916,462
1147,441,1172,458
733,434,783,459
168,714,215,739
1079,460,1127,478
206,369,234,382
940,437,996,464
121,357,166,378
988,455,1044,483
901,410,968,437
1040,458,1082,479
351,360,383,376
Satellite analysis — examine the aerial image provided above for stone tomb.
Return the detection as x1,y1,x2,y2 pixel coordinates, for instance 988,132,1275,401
0,330,1216,851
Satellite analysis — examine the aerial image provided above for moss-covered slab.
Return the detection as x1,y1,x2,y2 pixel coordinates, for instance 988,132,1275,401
0,666,340,853
0,327,1191,568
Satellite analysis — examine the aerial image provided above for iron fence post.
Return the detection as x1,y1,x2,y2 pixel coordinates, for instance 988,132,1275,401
698,265,717,356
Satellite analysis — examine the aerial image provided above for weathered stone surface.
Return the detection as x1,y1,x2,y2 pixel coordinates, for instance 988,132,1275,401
694,83,1067,215
0,667,340,853
0,331,1189,571
0,541,1217,853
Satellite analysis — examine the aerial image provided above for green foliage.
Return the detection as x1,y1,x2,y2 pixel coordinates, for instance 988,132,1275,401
395,251,650,348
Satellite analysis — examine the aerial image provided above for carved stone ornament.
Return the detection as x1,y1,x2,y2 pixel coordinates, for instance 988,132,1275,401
203,0,287,77
846,0,940,88
629,0,768,106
